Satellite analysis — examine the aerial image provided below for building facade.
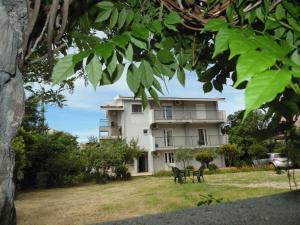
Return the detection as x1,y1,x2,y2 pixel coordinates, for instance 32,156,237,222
100,96,227,175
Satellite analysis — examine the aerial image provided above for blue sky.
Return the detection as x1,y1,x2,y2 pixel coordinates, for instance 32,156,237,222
45,71,245,142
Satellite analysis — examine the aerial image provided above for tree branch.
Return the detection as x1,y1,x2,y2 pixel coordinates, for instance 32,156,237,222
47,0,59,78
55,0,70,43
22,0,41,61
28,43,67,65
25,13,50,61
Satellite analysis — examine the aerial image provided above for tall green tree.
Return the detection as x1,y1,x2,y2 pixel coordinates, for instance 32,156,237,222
174,148,194,169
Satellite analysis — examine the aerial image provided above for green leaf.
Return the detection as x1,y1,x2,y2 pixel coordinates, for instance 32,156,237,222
109,8,118,28
127,65,141,93
204,19,227,31
154,59,175,78
253,35,286,57
291,50,300,66
203,82,213,93
157,49,174,64
132,24,149,40
131,36,147,49
111,34,130,49
73,50,91,64
125,43,133,61
226,5,234,22
95,42,115,60
140,60,154,88
149,88,160,106
235,51,276,87
229,38,257,60
96,1,114,10
118,8,126,29
87,55,102,89
165,11,183,25
96,9,112,22
147,21,162,33
213,28,231,58
153,78,163,94
126,9,134,25
245,70,292,116
177,68,185,87
52,55,75,84
100,70,112,85
107,51,117,75
141,89,148,109
164,23,177,31
111,64,124,83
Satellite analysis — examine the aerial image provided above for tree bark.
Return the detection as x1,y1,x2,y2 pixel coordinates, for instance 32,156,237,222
0,0,27,224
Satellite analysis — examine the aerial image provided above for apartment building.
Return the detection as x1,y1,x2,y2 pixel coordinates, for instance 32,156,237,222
100,96,227,175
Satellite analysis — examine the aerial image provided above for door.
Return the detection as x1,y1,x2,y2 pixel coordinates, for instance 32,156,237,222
198,129,207,146
196,104,206,119
163,106,173,119
164,129,173,147
138,152,148,172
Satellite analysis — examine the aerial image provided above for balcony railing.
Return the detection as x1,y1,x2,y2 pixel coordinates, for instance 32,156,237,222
99,119,121,137
154,110,225,121
154,135,223,149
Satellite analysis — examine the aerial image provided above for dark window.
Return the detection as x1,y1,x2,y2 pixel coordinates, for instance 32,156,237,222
168,153,174,163
165,152,174,163
143,129,148,134
132,104,142,113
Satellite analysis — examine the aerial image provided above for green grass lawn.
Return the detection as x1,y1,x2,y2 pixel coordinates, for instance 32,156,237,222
15,170,300,225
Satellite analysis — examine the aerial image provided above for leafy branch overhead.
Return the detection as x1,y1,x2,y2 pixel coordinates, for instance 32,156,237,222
49,0,300,119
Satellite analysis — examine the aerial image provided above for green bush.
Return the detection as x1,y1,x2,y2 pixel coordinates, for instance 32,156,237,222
115,165,131,180
208,164,218,171
248,144,268,159
195,149,217,168
217,144,241,167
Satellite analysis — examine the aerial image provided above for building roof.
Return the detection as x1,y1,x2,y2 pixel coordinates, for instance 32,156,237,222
116,96,225,102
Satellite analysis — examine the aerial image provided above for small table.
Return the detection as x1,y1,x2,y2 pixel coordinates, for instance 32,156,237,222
180,169,195,183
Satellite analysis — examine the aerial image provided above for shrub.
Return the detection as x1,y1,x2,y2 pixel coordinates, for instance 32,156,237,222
195,149,217,168
248,144,268,159
217,144,241,167
174,148,193,169
115,165,131,180
208,164,218,171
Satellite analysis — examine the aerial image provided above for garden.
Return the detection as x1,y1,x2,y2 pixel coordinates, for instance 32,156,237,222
15,170,300,225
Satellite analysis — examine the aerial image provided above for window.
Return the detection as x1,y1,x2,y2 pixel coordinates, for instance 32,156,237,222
143,129,148,134
198,129,207,146
168,152,174,163
164,152,174,163
163,106,173,119
164,129,173,147
132,104,142,113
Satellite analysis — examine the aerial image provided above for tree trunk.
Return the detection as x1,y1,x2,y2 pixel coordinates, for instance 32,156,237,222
0,0,27,224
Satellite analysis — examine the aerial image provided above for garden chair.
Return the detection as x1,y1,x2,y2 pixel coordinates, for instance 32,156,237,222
193,167,204,183
171,166,184,184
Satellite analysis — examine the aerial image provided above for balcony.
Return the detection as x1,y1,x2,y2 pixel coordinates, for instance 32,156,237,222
99,119,121,138
154,135,224,150
153,110,225,123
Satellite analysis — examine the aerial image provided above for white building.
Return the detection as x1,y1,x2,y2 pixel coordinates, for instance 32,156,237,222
100,96,227,175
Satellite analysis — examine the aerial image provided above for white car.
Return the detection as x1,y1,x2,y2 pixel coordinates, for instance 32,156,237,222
253,153,293,168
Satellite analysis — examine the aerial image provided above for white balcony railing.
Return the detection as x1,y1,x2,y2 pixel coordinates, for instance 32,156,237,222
154,110,225,121
154,135,223,149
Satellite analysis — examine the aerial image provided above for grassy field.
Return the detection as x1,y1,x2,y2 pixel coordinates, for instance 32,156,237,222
15,170,300,225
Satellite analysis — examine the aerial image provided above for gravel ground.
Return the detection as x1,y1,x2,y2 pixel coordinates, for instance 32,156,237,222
95,191,300,225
